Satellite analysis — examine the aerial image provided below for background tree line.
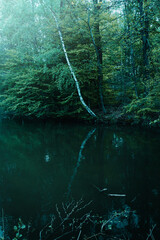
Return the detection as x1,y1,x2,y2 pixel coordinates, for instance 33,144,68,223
0,0,159,125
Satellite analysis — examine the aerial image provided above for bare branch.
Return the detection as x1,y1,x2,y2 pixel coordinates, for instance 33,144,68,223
146,224,156,240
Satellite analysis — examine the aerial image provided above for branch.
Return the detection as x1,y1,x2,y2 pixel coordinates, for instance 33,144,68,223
146,224,156,240
77,230,82,240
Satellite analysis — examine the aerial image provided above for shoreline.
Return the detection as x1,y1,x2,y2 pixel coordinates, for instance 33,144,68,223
0,112,159,129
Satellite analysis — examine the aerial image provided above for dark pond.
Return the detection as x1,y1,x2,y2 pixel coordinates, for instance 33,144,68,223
0,120,159,239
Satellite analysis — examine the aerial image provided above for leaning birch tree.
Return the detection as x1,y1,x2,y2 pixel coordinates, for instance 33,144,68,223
39,0,97,118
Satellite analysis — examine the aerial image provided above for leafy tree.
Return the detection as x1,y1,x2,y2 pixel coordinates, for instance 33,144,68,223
0,0,159,124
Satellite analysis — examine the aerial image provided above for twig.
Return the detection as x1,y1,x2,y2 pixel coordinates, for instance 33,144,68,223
62,202,67,215
85,232,104,240
77,212,91,230
53,230,72,240
54,199,84,232
39,215,55,240
56,204,63,222
131,196,137,203
146,224,156,240
2,208,5,240
77,230,82,240
92,184,108,193
65,199,74,210
76,200,93,213
101,211,127,232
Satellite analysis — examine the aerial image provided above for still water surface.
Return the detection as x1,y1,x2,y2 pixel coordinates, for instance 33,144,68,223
0,120,159,239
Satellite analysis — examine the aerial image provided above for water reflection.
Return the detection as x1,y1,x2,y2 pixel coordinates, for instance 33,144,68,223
45,153,50,163
0,121,159,239
112,133,123,148
67,128,96,199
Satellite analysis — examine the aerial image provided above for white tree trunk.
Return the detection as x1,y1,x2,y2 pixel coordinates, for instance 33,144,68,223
51,10,97,118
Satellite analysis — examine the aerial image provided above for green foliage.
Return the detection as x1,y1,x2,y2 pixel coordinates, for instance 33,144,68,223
125,85,160,124
0,49,82,118
0,0,159,123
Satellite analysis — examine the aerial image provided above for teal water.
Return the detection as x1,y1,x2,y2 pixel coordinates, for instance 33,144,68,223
0,120,159,239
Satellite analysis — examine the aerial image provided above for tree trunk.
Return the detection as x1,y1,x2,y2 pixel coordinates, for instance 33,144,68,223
138,0,150,94
51,10,97,118
31,0,38,53
92,0,106,114
60,0,65,18
124,0,138,98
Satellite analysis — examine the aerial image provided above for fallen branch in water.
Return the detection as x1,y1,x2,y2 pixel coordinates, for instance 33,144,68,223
108,194,126,197
92,184,108,193
92,185,126,197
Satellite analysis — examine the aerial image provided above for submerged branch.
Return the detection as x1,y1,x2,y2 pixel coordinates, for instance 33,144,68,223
108,194,126,197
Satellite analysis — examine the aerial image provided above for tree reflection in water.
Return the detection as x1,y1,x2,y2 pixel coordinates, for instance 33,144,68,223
0,121,159,239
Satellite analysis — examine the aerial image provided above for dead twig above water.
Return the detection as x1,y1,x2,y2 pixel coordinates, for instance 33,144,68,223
92,184,108,192
92,185,126,197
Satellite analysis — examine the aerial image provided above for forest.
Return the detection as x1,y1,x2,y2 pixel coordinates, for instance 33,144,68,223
0,0,160,126
0,1,160,238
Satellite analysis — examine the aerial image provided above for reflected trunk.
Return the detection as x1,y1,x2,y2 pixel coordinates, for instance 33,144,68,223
67,128,96,199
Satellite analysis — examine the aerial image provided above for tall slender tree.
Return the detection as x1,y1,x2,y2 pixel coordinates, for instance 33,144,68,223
138,0,150,94
92,0,106,113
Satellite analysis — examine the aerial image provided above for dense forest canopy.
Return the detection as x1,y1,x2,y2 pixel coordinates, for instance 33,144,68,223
0,0,159,125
